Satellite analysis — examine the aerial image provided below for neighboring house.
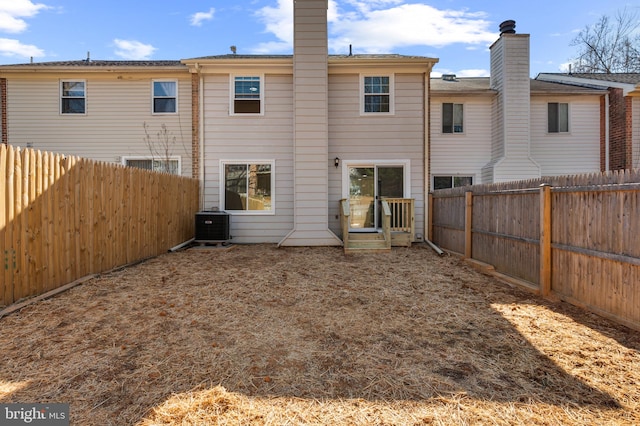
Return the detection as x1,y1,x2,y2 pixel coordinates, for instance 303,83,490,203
0,1,628,246
536,72,640,171
0,60,193,176
430,26,607,189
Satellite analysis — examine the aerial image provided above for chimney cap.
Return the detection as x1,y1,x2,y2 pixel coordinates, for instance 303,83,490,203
499,20,516,35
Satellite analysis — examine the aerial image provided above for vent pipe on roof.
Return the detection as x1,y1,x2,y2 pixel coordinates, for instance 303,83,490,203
349,44,352,56
499,20,516,35
85,51,91,62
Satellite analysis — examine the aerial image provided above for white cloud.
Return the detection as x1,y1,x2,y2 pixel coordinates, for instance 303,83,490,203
253,0,293,53
330,3,496,53
113,39,156,60
190,7,215,27
0,37,44,58
0,0,48,33
253,0,497,55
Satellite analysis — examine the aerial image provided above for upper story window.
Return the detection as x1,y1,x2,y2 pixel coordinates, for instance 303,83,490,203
548,102,569,133
61,80,86,114
153,80,177,114
362,75,394,114
232,76,262,114
442,103,463,133
222,161,273,213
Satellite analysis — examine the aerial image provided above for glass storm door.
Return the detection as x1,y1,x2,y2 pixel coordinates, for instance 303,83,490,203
348,166,404,231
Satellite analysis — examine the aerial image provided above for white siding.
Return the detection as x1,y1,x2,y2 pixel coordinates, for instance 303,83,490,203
530,95,601,176
201,73,294,243
328,73,426,239
6,72,192,176
430,95,493,185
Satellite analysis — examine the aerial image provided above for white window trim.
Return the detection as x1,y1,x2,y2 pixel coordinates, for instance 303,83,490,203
220,159,275,215
441,102,465,135
360,74,395,116
229,74,265,116
60,79,87,115
152,79,178,115
547,102,570,134
340,159,411,199
121,155,182,175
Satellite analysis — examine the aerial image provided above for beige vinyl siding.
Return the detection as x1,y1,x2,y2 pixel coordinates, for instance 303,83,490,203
6,72,192,176
201,73,294,243
430,96,493,184
328,73,426,239
530,96,601,175
634,97,640,169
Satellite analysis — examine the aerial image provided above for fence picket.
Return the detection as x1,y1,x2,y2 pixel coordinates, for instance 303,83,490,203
432,168,640,330
1,145,199,309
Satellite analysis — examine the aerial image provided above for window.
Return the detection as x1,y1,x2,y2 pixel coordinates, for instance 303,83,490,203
442,103,463,133
153,80,177,114
61,80,86,114
548,102,568,133
232,76,262,114
123,157,181,175
433,176,473,190
362,75,393,113
223,162,273,212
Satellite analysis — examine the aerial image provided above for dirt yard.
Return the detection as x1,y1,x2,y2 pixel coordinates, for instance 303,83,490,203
0,244,638,425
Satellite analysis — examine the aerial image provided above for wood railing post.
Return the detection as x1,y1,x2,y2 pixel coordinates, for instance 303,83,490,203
540,184,552,296
465,191,473,258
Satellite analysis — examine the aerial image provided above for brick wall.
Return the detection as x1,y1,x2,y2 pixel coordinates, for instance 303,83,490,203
608,87,633,170
600,95,606,171
1,78,6,144
625,96,633,169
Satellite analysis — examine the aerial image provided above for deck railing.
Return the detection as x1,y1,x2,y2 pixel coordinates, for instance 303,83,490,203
339,198,414,247
382,198,415,240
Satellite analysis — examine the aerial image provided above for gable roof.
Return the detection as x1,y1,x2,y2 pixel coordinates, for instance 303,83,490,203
539,73,640,85
0,60,187,73
430,76,605,96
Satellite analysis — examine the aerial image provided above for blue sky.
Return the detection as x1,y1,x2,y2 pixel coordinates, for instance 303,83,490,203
0,0,637,76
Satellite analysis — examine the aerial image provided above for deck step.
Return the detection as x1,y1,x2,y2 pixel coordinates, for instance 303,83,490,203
344,232,390,253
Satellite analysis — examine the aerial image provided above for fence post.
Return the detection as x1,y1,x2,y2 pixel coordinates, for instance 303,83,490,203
465,191,473,258
428,192,433,242
539,184,552,296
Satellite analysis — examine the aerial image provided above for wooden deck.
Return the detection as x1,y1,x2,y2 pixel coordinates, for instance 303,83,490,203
340,198,415,254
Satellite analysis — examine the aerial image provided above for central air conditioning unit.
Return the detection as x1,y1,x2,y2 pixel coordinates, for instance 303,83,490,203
195,211,230,243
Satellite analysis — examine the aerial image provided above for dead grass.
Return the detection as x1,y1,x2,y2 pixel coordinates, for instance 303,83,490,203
0,244,638,425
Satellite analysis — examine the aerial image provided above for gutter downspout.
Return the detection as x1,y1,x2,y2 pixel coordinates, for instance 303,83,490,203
199,69,206,209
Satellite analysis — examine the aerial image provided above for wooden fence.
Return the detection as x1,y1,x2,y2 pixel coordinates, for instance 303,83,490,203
430,170,640,331
1,144,200,308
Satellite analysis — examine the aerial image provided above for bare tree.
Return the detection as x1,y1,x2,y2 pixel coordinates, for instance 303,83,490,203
142,122,178,174
570,8,640,73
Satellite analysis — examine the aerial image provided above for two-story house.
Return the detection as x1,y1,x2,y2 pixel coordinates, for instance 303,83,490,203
0,1,622,248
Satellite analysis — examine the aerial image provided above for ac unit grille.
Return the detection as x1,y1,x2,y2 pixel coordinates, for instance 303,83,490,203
195,212,230,242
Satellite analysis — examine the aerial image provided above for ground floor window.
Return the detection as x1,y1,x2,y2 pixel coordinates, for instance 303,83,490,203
222,161,274,213
123,156,180,175
433,175,473,190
